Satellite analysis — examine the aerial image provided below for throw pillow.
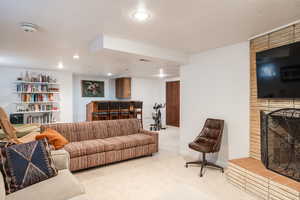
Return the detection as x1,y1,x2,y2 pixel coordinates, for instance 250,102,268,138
36,128,69,150
0,139,57,194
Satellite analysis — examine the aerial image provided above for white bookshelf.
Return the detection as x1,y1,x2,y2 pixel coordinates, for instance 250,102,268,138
14,81,60,85
13,71,61,124
14,101,59,104
12,110,60,114
15,92,60,94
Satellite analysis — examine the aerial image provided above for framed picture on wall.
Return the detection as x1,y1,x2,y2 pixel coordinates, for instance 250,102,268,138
81,80,105,97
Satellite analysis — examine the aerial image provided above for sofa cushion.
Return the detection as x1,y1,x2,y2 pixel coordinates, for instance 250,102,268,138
106,119,141,137
91,121,109,139
98,134,154,151
0,139,57,194
105,120,127,137
41,119,142,142
129,134,155,145
6,169,85,200
125,119,142,135
100,137,124,151
41,121,109,142
64,140,105,158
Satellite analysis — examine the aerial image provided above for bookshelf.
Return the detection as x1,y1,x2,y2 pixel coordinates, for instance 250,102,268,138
12,110,60,114
14,81,60,85
12,71,61,125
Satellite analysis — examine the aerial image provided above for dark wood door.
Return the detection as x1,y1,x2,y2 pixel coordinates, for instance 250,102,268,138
166,81,180,127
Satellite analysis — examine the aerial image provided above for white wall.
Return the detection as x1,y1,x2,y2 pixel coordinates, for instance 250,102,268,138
180,42,250,166
59,71,74,123
73,74,111,122
131,78,165,128
0,67,73,122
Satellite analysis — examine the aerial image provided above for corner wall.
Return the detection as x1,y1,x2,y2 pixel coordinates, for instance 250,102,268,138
180,42,250,165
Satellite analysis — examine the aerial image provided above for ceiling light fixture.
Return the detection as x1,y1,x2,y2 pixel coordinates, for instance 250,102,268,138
57,61,64,69
107,72,113,76
158,68,166,78
19,22,38,33
132,9,151,22
139,58,151,62
73,54,79,60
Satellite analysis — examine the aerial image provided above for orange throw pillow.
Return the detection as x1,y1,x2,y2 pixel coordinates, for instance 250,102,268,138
36,128,69,150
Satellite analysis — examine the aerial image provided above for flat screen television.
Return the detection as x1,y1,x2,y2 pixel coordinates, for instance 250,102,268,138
256,41,300,98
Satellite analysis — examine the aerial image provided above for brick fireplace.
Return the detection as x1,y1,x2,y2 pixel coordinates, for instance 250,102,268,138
226,22,300,200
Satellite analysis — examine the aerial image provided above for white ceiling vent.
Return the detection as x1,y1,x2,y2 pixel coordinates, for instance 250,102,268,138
19,22,38,33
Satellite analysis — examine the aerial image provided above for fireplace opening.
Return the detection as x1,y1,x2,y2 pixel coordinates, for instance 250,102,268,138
261,108,300,181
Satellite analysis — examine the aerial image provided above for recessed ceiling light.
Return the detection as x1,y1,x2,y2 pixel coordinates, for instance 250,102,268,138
107,72,113,76
132,9,151,22
73,54,79,60
57,61,64,69
158,73,167,78
139,58,151,62
157,68,167,78
19,22,38,33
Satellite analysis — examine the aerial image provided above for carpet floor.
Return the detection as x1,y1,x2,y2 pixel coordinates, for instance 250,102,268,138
74,127,257,200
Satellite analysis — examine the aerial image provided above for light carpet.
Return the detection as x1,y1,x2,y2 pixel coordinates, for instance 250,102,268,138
74,127,257,200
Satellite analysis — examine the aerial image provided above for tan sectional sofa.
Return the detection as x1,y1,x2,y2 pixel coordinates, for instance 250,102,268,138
41,119,159,171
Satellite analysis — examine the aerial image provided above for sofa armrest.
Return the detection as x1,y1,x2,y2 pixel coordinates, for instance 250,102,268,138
0,172,5,200
51,149,70,171
140,129,159,153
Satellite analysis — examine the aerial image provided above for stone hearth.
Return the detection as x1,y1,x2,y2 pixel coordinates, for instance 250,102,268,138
226,157,300,200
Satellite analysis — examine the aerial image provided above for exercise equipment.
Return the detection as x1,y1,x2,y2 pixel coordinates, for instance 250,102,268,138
150,103,166,131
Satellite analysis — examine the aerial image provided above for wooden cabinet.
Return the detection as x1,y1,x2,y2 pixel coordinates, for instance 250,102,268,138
116,77,131,99
86,101,143,123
